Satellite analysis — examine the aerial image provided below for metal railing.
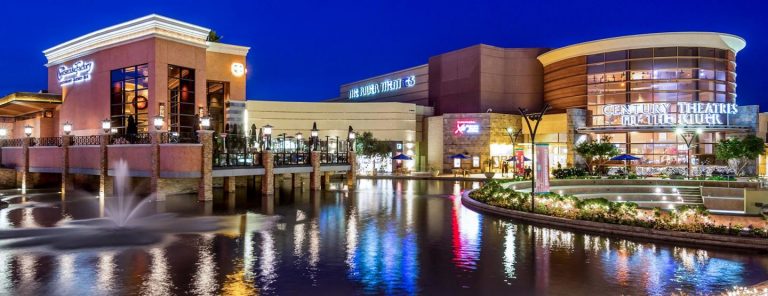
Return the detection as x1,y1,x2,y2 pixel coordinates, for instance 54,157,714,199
110,133,152,145
213,134,261,167
160,132,199,144
2,138,23,147
71,135,101,146
34,137,63,147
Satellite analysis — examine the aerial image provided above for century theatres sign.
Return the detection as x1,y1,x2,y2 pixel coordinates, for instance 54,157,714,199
58,60,94,86
602,102,738,126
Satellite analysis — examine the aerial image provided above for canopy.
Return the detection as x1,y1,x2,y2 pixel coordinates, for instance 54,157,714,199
392,154,413,160
449,154,470,159
611,154,641,161
505,156,531,162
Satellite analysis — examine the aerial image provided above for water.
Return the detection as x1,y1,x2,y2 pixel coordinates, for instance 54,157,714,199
0,179,764,295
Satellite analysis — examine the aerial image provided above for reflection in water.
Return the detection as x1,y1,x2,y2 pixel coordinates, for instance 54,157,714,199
0,182,761,295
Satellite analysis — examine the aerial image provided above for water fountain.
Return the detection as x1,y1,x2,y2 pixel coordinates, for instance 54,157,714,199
0,160,276,250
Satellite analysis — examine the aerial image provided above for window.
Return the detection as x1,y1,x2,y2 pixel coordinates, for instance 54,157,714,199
472,156,480,168
110,64,149,133
168,65,196,134
207,81,228,133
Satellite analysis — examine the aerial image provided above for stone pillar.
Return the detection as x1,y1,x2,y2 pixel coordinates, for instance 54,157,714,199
61,135,72,196
198,130,214,201
291,173,300,188
346,150,357,189
566,108,588,167
150,131,164,201
224,177,236,193
261,150,274,195
99,134,110,198
21,137,30,194
322,172,331,189
310,151,321,191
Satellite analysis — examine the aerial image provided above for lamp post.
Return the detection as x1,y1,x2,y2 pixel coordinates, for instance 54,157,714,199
62,122,73,135
311,122,319,151
348,126,356,151
24,125,33,137
519,104,551,213
676,127,702,179
505,127,522,178
263,124,273,150
296,132,303,152
101,119,111,135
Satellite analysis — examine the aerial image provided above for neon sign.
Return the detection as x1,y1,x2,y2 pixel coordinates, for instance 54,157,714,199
454,120,480,135
602,102,738,126
348,75,416,99
58,60,94,86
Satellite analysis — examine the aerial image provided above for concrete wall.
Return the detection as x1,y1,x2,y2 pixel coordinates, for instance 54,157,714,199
426,116,444,171
29,147,62,169
1,148,23,169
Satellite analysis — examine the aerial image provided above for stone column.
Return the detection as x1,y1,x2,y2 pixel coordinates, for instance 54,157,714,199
346,150,357,189
224,177,236,193
310,151,321,191
566,108,588,167
21,137,30,194
261,150,274,195
291,173,300,188
61,135,72,196
198,130,214,201
322,172,331,189
150,131,164,201
99,134,110,198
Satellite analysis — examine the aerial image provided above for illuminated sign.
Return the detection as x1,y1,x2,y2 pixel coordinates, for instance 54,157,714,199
348,75,416,99
231,63,245,77
454,120,480,135
58,60,93,86
602,102,738,126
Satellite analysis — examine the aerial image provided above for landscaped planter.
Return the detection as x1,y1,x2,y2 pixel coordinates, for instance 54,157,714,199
462,190,768,251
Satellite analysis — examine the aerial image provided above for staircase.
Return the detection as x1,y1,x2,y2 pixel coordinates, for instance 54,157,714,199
676,187,703,204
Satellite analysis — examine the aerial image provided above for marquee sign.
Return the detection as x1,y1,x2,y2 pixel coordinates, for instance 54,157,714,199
58,60,94,86
454,120,480,135
348,75,416,99
602,102,738,126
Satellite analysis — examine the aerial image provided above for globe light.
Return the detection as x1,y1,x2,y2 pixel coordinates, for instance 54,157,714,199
24,125,33,137
0,128,8,138
62,122,73,135
153,115,164,131
101,119,111,134
296,132,303,141
110,127,118,134
199,115,211,129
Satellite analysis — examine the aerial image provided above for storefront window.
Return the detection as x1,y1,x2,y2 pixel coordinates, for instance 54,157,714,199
206,81,227,133
110,64,149,133
168,65,196,134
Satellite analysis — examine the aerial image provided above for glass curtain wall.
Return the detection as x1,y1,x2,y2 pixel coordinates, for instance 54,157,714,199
168,65,196,134
110,64,149,133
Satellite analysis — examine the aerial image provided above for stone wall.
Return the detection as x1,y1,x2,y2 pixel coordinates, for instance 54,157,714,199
0,168,15,189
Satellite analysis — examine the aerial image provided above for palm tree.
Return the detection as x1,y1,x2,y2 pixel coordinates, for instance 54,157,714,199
206,30,222,42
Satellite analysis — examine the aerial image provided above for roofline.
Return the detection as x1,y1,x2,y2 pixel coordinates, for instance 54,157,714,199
206,42,250,56
537,32,747,66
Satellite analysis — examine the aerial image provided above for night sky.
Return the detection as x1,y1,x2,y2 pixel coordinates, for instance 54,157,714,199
0,0,766,109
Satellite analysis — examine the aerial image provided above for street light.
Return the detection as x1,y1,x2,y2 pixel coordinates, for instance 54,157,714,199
0,128,7,138
24,125,33,137
296,132,303,152
505,127,522,178
311,122,319,151
153,115,164,131
519,104,551,213
348,126,356,151
62,122,73,135
199,114,211,130
101,119,111,134
676,127,702,179
263,124,273,150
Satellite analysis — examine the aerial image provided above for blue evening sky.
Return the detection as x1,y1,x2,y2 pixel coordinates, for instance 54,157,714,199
0,0,766,109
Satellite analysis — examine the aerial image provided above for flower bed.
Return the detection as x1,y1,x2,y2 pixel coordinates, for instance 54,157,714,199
468,180,768,238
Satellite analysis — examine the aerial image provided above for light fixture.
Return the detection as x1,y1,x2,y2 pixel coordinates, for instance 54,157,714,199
675,127,683,135
110,127,118,134
348,125,356,151
62,122,73,135
296,132,303,141
101,119,111,134
199,115,211,129
263,124,273,136
231,63,245,77
24,125,33,137
506,127,513,134
695,128,703,135
263,124,273,151
0,128,7,138
153,115,164,131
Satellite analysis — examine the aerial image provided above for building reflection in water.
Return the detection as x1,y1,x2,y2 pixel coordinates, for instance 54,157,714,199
193,234,218,296
141,248,172,296
57,254,76,294
502,222,517,280
259,230,278,291
450,187,482,270
96,252,116,295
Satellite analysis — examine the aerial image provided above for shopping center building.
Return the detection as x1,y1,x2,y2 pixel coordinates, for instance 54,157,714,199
0,14,765,179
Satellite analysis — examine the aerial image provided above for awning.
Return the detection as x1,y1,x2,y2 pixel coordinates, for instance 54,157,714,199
0,92,62,117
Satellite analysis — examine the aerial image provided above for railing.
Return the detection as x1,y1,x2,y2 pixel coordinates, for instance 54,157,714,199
320,151,349,164
213,134,262,167
2,138,23,147
274,151,309,166
110,133,152,145
34,137,63,147
71,135,101,146
160,132,199,144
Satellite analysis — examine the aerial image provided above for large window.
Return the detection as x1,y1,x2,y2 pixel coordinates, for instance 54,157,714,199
206,81,228,133
168,65,196,134
111,64,149,133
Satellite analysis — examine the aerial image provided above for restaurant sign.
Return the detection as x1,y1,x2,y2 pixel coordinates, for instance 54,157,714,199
454,120,480,135
602,102,738,126
348,75,416,99
58,60,94,86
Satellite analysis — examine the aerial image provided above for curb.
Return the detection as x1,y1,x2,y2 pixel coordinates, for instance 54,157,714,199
461,190,768,252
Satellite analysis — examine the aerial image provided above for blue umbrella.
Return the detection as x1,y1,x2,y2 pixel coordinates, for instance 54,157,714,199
392,154,413,160
449,154,470,159
506,156,531,162
610,154,641,161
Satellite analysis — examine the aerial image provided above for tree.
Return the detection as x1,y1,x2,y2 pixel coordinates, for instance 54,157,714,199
575,135,620,175
715,135,765,176
206,30,222,42
355,131,391,174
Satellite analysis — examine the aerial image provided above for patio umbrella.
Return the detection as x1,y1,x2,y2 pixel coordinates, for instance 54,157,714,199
449,154,470,159
392,154,413,160
505,156,531,162
610,154,641,177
